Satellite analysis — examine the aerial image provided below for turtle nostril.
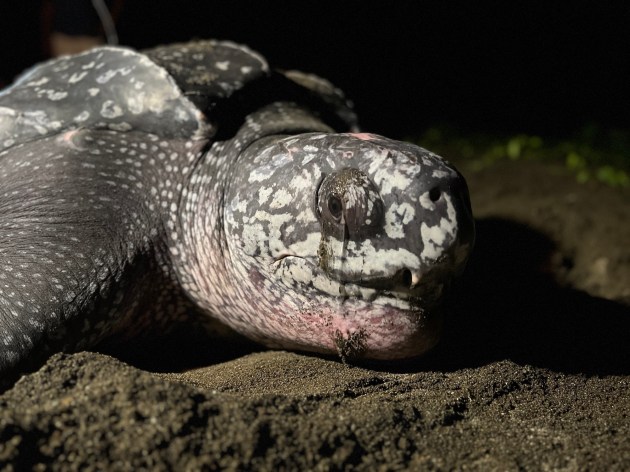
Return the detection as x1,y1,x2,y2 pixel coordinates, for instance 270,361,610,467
328,195,343,220
429,187,441,202
400,268,413,288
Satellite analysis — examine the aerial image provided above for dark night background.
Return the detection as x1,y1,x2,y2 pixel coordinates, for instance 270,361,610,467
0,2,628,140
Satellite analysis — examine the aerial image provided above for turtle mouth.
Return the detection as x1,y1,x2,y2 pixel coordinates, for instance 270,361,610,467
266,254,446,360
271,255,443,309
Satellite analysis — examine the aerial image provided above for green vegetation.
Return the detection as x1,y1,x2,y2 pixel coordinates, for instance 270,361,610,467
412,126,630,188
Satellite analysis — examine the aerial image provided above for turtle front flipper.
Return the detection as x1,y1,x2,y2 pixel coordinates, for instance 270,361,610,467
0,128,192,380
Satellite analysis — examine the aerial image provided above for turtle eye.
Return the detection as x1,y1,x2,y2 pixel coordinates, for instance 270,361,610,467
327,195,343,221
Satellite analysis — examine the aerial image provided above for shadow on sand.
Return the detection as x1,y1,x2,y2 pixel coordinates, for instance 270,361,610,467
420,217,630,375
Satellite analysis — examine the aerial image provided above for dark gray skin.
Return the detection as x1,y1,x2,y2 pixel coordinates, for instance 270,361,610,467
0,41,474,378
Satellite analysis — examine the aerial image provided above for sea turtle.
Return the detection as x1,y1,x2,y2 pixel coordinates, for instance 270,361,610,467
0,40,474,379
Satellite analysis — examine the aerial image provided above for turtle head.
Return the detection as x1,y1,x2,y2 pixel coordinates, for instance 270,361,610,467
222,132,474,360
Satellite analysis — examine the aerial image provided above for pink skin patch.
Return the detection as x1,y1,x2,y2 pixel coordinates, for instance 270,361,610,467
348,133,379,141
58,129,86,150
254,297,441,360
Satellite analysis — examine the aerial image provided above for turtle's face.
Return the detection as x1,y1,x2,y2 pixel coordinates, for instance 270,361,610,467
224,133,474,360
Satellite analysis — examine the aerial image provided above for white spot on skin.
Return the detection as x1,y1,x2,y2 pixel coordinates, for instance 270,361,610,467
240,222,266,256
372,163,413,195
289,169,313,191
69,71,88,83
96,67,133,84
26,77,49,87
175,107,190,121
288,232,320,255
432,170,450,179
251,210,293,256
420,194,458,260
384,202,415,239
100,100,124,118
127,93,146,114
47,90,68,101
343,240,422,279
108,122,132,131
258,187,273,205
270,189,293,209
73,111,90,122
302,154,317,165
216,61,230,71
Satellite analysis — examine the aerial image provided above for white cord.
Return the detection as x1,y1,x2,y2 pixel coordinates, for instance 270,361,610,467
91,0,119,45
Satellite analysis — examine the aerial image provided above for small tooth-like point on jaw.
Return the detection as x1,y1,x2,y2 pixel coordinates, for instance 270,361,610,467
411,272,422,288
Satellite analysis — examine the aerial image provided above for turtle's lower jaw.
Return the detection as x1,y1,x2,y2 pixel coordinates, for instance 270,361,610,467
267,255,446,360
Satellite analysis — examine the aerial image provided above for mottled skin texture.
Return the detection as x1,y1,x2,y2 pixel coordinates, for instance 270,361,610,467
0,40,474,377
